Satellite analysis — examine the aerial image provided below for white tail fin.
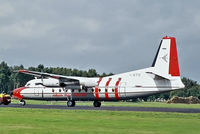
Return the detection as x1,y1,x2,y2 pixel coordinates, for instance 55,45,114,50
152,36,180,78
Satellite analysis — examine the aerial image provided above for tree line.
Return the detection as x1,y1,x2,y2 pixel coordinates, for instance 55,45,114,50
0,61,199,100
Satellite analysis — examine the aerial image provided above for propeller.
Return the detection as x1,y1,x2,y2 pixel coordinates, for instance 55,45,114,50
10,91,13,97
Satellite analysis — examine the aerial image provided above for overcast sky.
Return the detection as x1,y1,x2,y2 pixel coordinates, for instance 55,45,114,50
0,0,199,82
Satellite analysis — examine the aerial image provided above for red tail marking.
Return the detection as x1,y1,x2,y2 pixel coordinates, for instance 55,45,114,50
95,77,102,100
168,37,180,76
115,78,121,100
105,78,112,100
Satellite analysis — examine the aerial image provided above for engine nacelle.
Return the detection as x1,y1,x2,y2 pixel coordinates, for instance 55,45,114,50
79,79,97,87
65,85,82,89
40,79,60,87
26,78,95,90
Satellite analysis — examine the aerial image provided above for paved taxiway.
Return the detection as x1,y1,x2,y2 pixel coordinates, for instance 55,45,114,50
1,104,200,113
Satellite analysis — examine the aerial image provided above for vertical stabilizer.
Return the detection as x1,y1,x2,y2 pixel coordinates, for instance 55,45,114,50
152,36,180,77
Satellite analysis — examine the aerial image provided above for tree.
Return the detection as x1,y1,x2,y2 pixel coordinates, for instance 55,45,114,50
88,69,98,77
170,77,199,98
0,62,11,93
37,64,44,72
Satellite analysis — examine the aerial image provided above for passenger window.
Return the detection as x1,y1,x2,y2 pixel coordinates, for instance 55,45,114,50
99,89,101,92
52,89,54,92
59,89,61,92
105,89,108,92
112,89,114,92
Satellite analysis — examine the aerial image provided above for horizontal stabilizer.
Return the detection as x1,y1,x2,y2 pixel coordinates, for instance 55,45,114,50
146,71,171,80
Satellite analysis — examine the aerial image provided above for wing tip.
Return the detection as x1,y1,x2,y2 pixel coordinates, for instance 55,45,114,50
18,69,28,73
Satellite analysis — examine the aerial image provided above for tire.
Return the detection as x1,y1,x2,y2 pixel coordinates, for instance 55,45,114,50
72,101,75,107
67,100,75,107
20,100,26,106
93,101,101,107
3,101,10,105
4,99,11,105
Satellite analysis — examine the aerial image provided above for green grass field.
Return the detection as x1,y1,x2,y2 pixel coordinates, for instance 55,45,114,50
11,99,200,109
0,108,200,134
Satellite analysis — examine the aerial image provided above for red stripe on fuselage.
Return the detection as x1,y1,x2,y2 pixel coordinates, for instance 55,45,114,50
73,93,87,97
105,78,112,100
95,77,102,100
115,78,121,100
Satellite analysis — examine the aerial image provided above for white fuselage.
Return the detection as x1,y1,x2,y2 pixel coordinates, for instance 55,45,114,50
19,67,184,101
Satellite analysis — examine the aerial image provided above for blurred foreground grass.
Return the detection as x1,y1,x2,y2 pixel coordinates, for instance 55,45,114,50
0,108,200,134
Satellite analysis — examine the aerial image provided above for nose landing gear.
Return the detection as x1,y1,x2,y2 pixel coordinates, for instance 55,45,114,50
19,99,26,106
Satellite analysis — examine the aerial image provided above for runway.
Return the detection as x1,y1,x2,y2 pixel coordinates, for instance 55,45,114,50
1,104,200,113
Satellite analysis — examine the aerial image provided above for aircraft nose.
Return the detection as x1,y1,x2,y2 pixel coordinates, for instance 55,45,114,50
12,87,26,100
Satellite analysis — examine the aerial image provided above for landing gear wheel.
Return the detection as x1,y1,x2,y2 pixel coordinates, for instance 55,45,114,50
72,101,75,107
19,100,26,106
3,101,9,105
93,101,101,107
67,100,75,107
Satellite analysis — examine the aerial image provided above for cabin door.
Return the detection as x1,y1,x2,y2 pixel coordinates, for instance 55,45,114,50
119,82,126,98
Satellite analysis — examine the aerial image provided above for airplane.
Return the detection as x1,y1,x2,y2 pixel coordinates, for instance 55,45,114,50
11,36,185,107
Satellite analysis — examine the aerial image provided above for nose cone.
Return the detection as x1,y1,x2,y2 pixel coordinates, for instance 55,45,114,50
12,87,26,100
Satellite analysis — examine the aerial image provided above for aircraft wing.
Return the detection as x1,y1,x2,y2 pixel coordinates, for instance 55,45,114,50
17,70,79,82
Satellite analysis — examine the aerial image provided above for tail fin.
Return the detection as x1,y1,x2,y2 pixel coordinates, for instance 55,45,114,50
152,36,180,77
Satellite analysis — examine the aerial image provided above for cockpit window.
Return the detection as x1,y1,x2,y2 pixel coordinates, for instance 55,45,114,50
35,83,43,85
26,83,30,87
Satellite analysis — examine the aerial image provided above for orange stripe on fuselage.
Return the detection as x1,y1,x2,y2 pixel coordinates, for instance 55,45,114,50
105,78,112,100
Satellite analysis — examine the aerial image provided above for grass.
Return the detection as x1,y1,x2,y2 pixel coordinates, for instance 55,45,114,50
0,108,200,134
11,99,200,109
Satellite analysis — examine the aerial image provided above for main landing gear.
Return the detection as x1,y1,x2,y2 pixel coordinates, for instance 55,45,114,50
19,99,26,106
66,100,101,107
93,101,101,107
67,100,76,107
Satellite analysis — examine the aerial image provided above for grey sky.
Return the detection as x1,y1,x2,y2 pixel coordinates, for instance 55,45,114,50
0,0,199,82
